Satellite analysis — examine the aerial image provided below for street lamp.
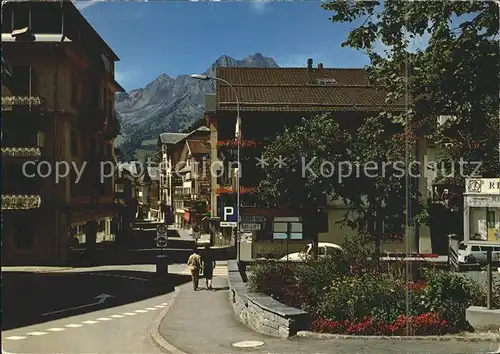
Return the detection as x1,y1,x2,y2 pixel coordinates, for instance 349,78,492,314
190,74,242,263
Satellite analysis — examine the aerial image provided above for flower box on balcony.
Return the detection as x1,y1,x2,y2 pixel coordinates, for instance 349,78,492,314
217,139,260,148
1,194,41,210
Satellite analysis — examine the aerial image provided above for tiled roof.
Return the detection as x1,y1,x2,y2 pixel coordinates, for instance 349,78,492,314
187,140,210,155
158,133,189,145
215,67,404,112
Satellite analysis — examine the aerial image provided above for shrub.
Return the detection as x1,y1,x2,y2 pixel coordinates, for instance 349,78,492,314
420,268,482,330
247,260,299,300
293,255,349,312
314,272,413,323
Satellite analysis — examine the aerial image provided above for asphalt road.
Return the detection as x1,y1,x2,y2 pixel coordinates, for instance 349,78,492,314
1,264,193,354
2,268,190,331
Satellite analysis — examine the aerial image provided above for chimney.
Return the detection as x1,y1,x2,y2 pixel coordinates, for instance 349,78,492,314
307,58,313,69
317,63,324,69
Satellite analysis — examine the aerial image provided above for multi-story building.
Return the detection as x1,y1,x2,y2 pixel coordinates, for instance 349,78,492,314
209,62,438,260
1,1,124,264
157,126,211,229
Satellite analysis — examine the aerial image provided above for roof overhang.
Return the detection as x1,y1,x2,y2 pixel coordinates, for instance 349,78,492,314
2,33,72,43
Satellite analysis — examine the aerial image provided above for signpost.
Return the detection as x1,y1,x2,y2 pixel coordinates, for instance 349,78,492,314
156,224,168,249
156,224,168,278
193,225,201,247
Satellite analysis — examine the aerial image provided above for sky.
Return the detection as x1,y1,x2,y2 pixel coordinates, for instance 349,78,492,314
75,0,375,91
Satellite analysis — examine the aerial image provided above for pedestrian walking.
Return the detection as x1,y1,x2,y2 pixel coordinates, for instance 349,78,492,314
187,248,202,290
201,244,216,290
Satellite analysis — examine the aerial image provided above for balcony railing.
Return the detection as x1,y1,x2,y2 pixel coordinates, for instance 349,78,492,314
2,194,41,210
2,147,41,160
1,96,45,112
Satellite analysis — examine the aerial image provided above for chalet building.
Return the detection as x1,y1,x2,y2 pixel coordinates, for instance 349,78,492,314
210,61,436,259
1,1,124,264
136,165,161,221
157,126,211,231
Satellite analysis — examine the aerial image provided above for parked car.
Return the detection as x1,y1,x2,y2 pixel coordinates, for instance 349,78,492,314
279,242,344,262
457,241,500,264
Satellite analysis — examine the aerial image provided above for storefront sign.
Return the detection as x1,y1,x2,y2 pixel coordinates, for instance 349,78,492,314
241,223,261,231
241,215,266,222
465,195,500,208
466,178,500,194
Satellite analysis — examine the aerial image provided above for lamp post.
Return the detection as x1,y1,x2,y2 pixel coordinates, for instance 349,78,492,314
191,74,241,263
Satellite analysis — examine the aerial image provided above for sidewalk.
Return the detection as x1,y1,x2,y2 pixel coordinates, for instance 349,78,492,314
154,263,499,354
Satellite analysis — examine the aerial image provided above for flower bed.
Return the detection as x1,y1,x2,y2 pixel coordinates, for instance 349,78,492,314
312,313,449,336
247,234,484,336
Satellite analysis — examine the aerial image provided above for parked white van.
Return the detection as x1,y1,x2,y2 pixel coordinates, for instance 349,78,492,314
457,242,500,264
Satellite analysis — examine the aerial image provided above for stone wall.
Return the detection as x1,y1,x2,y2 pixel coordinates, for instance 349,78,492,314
227,260,309,338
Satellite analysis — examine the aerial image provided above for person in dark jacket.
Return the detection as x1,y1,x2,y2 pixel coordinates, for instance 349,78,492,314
201,245,216,290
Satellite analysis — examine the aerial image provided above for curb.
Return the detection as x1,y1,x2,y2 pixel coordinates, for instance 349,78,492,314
296,330,500,342
149,287,187,354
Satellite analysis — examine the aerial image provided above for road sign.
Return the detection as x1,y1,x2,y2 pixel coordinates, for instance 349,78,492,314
221,221,237,227
241,223,261,231
193,225,200,233
157,224,167,248
157,236,167,247
157,224,167,235
221,206,237,222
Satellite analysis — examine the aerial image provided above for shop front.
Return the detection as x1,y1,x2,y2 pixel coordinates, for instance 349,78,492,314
464,178,500,244
238,207,309,261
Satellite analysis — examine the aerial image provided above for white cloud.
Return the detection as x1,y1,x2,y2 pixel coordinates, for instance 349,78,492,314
250,0,271,14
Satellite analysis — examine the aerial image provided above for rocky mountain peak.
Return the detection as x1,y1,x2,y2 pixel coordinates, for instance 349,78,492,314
115,53,280,160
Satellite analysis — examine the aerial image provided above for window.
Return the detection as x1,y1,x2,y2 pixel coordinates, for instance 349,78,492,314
458,243,467,251
317,211,329,233
37,131,45,148
81,80,89,106
471,246,480,252
71,71,80,104
14,216,34,249
115,184,124,193
107,97,112,121
318,247,326,256
102,86,108,113
70,128,79,157
13,5,30,31
11,65,31,96
487,210,496,229
90,137,98,156
480,246,493,252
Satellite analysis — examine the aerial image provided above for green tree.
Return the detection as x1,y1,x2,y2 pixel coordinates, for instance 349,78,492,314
258,113,423,254
321,0,499,185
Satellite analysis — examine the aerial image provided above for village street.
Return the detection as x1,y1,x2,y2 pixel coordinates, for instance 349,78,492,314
2,263,499,354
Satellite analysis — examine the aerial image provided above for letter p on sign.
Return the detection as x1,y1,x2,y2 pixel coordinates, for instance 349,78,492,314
223,207,234,221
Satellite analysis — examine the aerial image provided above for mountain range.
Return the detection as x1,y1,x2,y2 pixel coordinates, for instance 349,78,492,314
115,53,279,161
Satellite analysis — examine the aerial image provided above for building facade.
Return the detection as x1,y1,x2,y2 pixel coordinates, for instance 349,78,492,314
157,127,211,230
1,1,124,264
209,63,435,259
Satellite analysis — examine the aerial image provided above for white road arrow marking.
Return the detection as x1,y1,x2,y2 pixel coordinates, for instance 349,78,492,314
41,293,114,316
